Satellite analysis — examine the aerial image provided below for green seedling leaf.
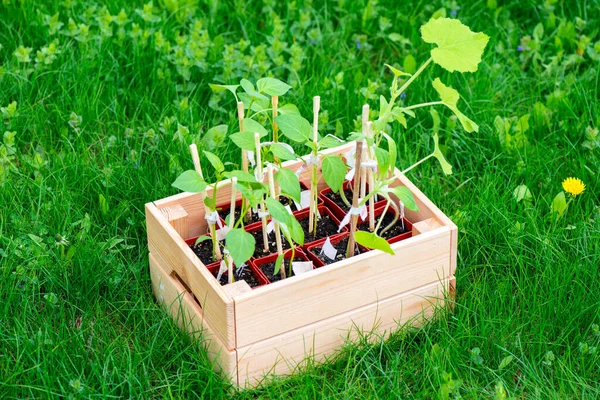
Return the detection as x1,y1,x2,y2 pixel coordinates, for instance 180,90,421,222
385,63,412,77
379,95,389,118
391,107,408,128
236,184,265,208
203,150,225,173
382,133,397,174
240,78,268,101
404,54,417,74
225,228,255,266
223,170,257,183
265,197,292,225
257,77,292,96
318,134,345,150
374,147,390,173
275,114,312,143
209,84,239,100
230,131,257,151
432,133,453,175
387,186,419,211
172,170,207,193
551,191,567,217
270,143,297,161
201,124,228,151
354,231,394,255
430,109,441,134
432,78,479,133
420,17,490,73
289,218,304,246
278,103,301,115
276,168,301,203
321,155,346,193
195,236,212,245
513,185,532,203
204,197,216,210
273,252,285,275
241,118,268,137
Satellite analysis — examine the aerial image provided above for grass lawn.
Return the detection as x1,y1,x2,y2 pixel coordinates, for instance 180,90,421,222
1,0,599,398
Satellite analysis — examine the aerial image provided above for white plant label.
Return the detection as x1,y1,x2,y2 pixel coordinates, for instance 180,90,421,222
285,205,293,214
320,237,338,260
266,220,275,235
294,190,312,210
216,226,230,241
216,260,227,282
292,261,313,276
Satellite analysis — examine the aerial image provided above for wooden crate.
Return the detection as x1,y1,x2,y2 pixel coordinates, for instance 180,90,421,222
146,143,457,387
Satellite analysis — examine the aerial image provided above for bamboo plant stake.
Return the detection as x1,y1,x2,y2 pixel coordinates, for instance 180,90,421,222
309,96,320,235
359,105,369,201
346,141,363,258
238,101,252,223
227,177,237,283
272,96,279,143
254,132,270,252
190,144,222,260
366,120,376,232
267,164,286,280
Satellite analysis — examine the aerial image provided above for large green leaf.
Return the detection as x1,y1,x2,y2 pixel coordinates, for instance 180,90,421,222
223,170,257,183
432,78,479,133
225,228,255,266
276,168,301,203
274,114,312,143
200,124,228,151
318,135,345,150
240,78,268,101
387,186,419,212
203,150,225,173
420,17,489,73
241,118,268,137
354,231,394,255
172,170,207,193
288,218,304,246
270,143,297,161
256,77,292,96
265,197,292,225
278,103,301,115
209,84,239,100
432,133,453,175
229,131,256,151
321,155,346,193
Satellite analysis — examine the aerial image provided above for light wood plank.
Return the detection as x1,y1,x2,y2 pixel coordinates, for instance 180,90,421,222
149,253,237,381
237,279,449,387
412,217,443,236
233,227,452,347
161,204,189,239
146,203,236,349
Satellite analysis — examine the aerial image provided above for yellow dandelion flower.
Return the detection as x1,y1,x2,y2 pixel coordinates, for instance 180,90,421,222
562,177,585,196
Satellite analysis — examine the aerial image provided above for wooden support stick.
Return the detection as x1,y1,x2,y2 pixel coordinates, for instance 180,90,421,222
190,144,222,260
238,102,248,173
227,177,237,283
347,141,363,258
272,96,279,143
309,96,320,235
267,164,286,280
360,105,369,201
366,121,375,232
255,133,269,252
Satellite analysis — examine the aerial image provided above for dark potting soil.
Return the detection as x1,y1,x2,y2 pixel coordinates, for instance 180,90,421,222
323,188,354,210
190,238,223,265
224,208,261,226
357,211,409,240
217,265,260,288
310,237,361,266
299,212,340,243
249,228,291,258
259,253,307,283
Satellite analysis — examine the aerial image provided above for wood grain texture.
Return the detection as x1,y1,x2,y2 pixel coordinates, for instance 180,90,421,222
146,202,235,349
412,217,443,236
233,227,452,347
149,253,237,381
160,204,189,240
236,278,450,387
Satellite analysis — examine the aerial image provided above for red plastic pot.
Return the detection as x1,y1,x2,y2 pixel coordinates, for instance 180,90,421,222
292,204,348,249
319,181,387,221
252,248,312,283
205,259,269,289
359,203,413,245
305,232,366,267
